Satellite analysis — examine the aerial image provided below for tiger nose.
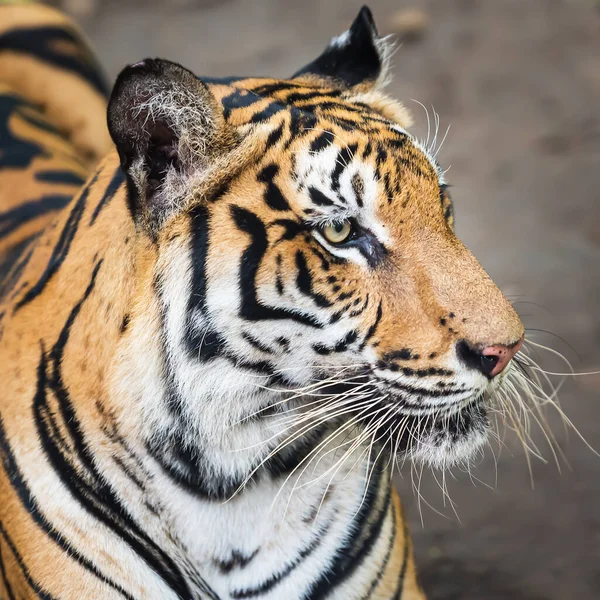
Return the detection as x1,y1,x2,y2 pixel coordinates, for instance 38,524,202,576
456,335,524,378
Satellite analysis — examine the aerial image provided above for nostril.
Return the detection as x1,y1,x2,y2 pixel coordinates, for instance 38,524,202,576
456,340,502,378
479,354,499,377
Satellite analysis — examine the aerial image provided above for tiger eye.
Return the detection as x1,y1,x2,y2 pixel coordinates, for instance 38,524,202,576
322,221,352,244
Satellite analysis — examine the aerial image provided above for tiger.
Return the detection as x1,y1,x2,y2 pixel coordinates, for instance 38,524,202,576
0,2,526,599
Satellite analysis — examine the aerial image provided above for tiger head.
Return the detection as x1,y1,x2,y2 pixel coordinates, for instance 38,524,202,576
107,6,524,494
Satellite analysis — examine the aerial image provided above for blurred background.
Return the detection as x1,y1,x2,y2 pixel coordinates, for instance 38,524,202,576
54,0,600,597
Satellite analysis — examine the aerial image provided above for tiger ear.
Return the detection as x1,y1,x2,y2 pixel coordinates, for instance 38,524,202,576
107,58,236,231
292,6,390,90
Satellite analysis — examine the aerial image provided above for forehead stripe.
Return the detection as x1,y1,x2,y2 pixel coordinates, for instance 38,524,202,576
308,187,336,207
331,144,358,191
258,164,290,212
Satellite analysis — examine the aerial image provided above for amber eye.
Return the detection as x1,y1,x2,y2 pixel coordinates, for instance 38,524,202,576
322,221,353,244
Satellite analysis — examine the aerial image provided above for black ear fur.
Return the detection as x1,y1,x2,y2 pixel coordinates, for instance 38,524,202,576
292,6,385,88
107,58,231,229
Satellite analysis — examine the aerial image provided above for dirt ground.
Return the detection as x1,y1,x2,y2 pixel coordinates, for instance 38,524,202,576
66,0,600,597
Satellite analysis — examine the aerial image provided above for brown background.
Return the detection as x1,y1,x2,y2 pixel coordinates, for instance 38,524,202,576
66,0,600,597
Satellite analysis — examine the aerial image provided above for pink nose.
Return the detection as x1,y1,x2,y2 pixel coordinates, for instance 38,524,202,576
481,335,524,377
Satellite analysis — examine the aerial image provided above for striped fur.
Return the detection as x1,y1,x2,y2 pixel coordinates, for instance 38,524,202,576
0,3,523,599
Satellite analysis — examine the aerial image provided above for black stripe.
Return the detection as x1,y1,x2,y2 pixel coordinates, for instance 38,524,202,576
147,422,255,502
95,402,152,482
0,195,72,239
263,423,329,480
193,328,227,362
310,131,335,153
0,95,50,170
398,156,431,180
275,254,284,295
308,246,330,271
359,301,383,350
285,90,342,104
231,205,323,328
335,117,360,132
307,187,335,207
295,251,332,308
250,103,285,124
242,331,275,354
14,172,99,312
372,377,467,399
286,108,317,147
275,336,290,350
331,144,358,192
215,549,259,575
383,173,394,205
349,293,369,318
258,164,290,211
186,203,210,315
304,101,366,115
352,173,364,207
391,518,411,600
272,218,304,243
312,330,358,355
0,521,56,600
265,123,284,149
232,518,332,598
35,170,85,186
0,26,109,96
376,147,388,166
388,134,410,153
0,540,16,600
89,167,125,225
0,239,35,301
362,499,397,599
383,349,413,361
119,313,130,333
16,104,63,138
250,81,303,96
221,89,263,119
183,203,228,362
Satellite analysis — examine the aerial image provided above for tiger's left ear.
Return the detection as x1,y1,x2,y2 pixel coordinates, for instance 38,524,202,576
292,5,390,90
107,58,237,232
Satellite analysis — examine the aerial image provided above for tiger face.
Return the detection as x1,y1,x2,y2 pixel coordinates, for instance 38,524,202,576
108,7,523,494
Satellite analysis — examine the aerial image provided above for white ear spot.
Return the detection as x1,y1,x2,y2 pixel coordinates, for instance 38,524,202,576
331,30,351,48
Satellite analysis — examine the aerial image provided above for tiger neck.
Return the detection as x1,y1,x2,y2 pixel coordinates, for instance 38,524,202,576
101,392,390,596
103,289,389,590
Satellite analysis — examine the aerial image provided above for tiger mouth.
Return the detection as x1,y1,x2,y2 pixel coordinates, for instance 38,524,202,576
264,373,491,466
354,393,490,464
421,397,488,442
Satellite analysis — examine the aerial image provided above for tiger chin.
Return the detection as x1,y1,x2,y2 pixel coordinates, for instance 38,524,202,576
0,2,524,599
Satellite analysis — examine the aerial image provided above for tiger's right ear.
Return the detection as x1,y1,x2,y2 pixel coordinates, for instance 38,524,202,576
107,58,236,232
